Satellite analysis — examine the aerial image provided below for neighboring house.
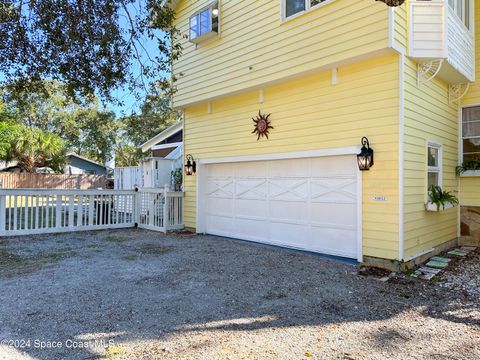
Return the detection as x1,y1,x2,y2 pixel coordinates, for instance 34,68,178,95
114,121,183,189
65,154,108,176
165,0,480,266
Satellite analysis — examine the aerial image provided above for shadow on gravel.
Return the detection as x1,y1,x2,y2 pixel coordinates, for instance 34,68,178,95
0,229,478,359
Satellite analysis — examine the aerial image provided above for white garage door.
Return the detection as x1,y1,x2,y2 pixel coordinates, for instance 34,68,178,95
202,155,360,259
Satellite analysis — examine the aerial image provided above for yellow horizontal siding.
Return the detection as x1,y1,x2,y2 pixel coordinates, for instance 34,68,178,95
462,1,480,105
184,54,400,260
459,2,480,205
460,177,480,205
403,57,459,259
393,4,408,51
173,0,390,107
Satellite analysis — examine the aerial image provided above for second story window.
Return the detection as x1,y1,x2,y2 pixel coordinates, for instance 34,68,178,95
189,2,219,44
284,0,328,19
448,0,470,29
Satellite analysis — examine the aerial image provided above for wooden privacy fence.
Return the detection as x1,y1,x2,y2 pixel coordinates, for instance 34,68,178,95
0,187,184,236
0,173,108,189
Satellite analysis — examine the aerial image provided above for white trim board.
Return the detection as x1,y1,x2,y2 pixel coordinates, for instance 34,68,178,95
198,147,361,165
151,142,183,151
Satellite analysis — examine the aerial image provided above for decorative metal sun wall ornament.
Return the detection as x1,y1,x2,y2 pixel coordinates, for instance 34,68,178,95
376,0,405,6
252,110,273,140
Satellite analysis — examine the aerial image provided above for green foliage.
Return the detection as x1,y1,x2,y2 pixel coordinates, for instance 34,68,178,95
0,0,181,102
0,121,21,160
171,168,183,191
3,82,117,164
12,126,66,173
114,144,143,167
456,159,480,175
428,185,459,211
120,91,180,146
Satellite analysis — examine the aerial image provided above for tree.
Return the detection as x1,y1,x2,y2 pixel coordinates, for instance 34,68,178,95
114,143,143,167
0,0,181,102
0,121,21,161
13,126,66,172
2,82,118,164
121,90,180,146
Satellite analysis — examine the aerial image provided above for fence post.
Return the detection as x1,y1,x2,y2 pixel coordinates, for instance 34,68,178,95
163,185,169,233
134,187,140,226
0,193,5,235
56,195,62,228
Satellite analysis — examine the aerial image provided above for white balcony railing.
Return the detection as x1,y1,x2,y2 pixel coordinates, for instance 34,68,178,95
409,0,475,84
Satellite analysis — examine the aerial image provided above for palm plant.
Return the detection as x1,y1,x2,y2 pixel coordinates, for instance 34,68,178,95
428,185,459,211
13,127,66,172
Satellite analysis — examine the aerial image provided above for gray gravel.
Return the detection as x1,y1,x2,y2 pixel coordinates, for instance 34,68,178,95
0,229,479,360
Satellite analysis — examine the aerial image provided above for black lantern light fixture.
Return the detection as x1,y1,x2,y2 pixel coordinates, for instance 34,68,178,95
357,137,374,171
185,154,197,176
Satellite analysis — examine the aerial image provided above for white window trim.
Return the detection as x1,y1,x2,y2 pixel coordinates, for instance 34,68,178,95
447,0,473,31
426,141,443,199
280,0,335,23
459,105,480,176
189,1,220,43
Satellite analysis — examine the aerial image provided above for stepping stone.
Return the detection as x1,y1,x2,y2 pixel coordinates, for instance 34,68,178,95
425,260,449,269
461,246,477,252
430,256,451,263
412,267,442,280
448,249,468,257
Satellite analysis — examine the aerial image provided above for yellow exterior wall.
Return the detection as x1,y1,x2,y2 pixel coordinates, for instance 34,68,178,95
184,54,400,260
173,0,391,108
403,57,459,259
393,3,407,51
460,0,480,206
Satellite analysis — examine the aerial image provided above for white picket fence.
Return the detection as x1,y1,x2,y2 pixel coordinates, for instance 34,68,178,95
0,188,184,236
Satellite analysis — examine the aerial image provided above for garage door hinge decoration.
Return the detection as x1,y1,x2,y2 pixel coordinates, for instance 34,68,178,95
252,110,273,140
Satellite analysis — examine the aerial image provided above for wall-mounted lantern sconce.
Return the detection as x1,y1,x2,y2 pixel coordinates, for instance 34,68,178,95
357,137,374,171
185,154,197,175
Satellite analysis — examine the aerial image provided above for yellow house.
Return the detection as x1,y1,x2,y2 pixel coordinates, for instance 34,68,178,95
165,0,479,267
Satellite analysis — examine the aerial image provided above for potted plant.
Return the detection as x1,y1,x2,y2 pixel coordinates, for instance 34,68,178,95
426,185,458,211
456,159,480,175
171,168,183,191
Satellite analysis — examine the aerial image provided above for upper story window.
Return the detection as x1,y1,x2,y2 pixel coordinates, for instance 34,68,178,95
189,1,219,44
462,106,480,162
283,0,329,19
448,0,470,29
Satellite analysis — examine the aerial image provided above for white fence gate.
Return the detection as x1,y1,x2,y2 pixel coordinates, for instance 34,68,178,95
0,188,184,236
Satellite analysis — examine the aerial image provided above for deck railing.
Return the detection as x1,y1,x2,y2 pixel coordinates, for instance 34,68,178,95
0,187,184,236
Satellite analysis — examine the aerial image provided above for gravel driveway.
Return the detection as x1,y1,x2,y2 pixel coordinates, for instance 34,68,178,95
0,229,479,360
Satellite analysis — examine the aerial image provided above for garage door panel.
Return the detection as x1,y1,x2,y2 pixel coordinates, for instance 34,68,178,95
207,215,235,235
233,217,269,241
310,227,357,257
207,178,235,198
236,199,268,218
269,202,309,222
203,155,359,259
310,203,356,226
269,222,310,248
269,178,309,201
268,158,310,177
236,179,267,200
235,161,267,177
207,197,234,215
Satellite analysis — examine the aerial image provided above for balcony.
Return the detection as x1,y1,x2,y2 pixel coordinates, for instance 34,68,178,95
409,0,474,91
